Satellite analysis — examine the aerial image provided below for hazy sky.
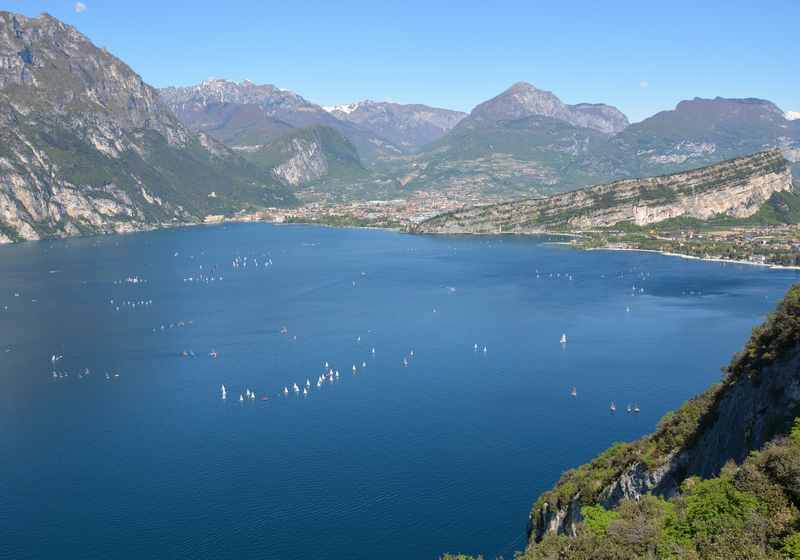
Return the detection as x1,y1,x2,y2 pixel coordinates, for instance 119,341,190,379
5,0,799,122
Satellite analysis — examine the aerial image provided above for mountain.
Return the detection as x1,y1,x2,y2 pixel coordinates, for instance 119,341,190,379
0,12,293,243
455,82,629,134
408,113,622,196
160,78,334,136
413,150,793,233
401,83,634,196
324,100,465,151
518,283,800,559
407,88,800,198
613,96,800,176
160,79,403,162
239,125,365,187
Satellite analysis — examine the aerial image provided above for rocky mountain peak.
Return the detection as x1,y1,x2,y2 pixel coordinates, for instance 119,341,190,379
461,81,628,134
471,81,567,122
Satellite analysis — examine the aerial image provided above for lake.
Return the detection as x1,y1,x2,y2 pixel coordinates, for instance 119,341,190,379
1,223,797,560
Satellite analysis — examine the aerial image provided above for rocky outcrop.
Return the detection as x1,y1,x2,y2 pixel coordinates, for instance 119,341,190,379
0,11,292,243
532,493,585,539
414,150,793,234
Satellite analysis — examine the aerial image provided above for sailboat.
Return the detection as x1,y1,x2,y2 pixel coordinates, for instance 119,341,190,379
560,334,568,344
610,402,617,413
570,387,577,397
220,384,227,400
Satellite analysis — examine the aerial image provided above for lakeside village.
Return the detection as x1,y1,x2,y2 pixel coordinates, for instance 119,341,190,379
577,225,800,268
204,190,800,270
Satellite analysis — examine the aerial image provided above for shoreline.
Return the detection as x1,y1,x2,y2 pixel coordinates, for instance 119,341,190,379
585,245,800,271
3,219,798,274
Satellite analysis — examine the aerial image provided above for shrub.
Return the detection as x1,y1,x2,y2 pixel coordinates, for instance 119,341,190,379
663,478,760,545
580,505,619,536
783,533,800,559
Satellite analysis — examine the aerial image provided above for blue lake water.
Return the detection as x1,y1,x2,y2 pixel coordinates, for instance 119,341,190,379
0,223,798,560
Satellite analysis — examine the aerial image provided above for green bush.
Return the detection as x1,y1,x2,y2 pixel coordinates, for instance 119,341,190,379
580,505,619,536
783,533,800,559
663,478,760,545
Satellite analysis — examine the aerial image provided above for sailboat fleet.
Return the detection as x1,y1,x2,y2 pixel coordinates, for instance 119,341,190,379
227,348,382,402
45,253,649,422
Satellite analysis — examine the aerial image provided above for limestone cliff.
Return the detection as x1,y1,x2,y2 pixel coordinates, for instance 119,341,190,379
271,137,329,186
241,125,365,187
414,150,793,234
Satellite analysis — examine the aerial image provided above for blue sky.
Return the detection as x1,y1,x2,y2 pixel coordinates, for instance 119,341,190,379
6,0,799,122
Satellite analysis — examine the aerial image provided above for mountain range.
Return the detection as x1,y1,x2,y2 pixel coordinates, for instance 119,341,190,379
159,78,800,199
407,85,800,197
0,10,798,242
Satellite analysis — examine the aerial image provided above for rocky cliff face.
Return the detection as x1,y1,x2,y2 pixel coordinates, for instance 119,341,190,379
325,100,465,150
239,125,364,187
0,11,292,243
528,286,800,544
271,137,329,186
414,150,793,234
